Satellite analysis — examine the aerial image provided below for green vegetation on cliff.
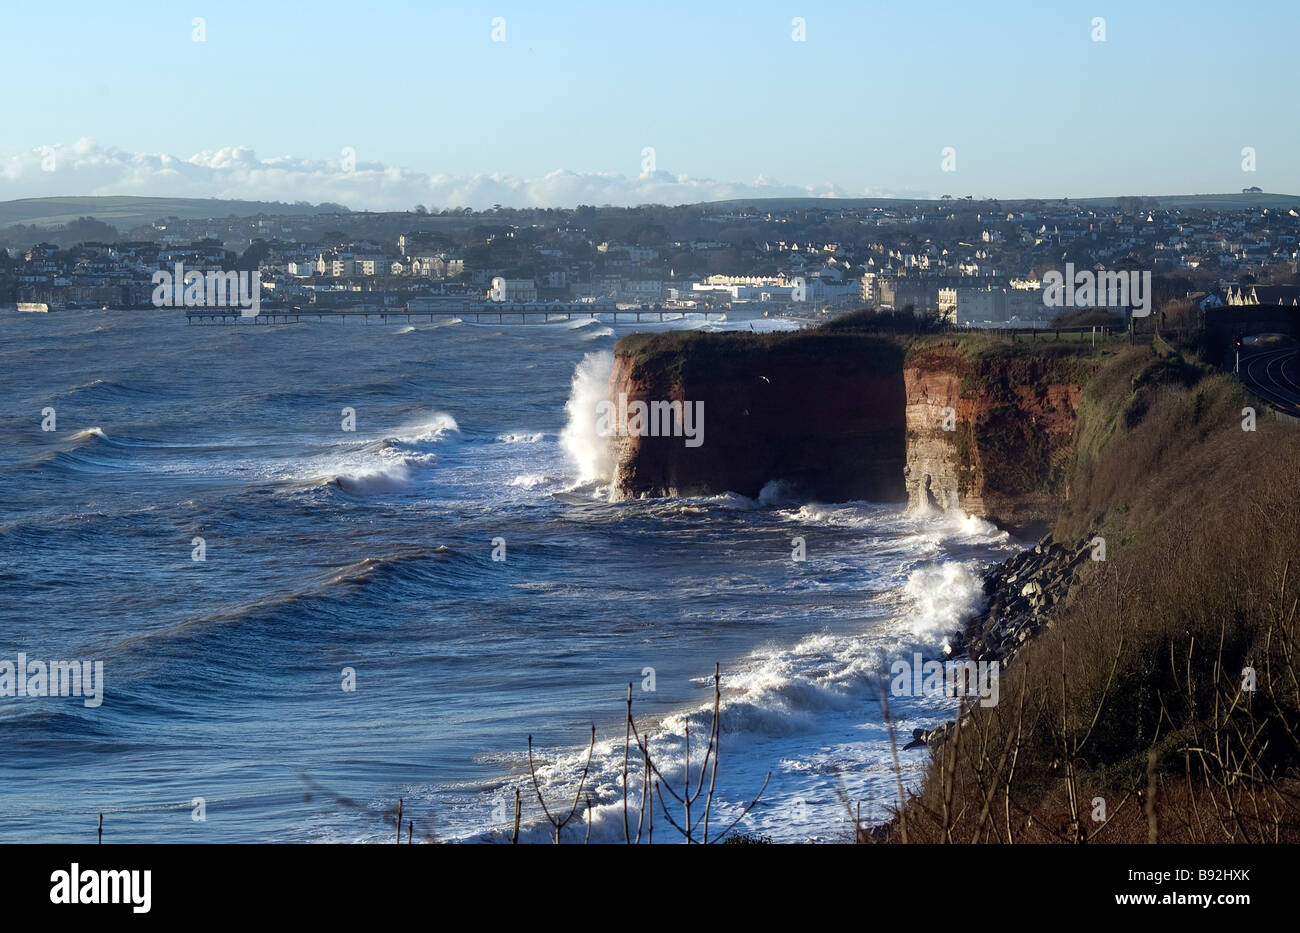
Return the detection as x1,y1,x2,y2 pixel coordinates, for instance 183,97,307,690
904,335,1112,400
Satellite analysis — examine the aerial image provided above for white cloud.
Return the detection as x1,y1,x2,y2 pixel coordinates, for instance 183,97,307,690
0,139,928,210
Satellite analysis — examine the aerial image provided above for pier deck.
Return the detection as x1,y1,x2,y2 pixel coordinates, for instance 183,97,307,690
185,304,723,325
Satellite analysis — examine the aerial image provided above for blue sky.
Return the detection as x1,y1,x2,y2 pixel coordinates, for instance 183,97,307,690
2,0,1296,208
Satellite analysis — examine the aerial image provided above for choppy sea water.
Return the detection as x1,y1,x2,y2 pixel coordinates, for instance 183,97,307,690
0,309,1019,843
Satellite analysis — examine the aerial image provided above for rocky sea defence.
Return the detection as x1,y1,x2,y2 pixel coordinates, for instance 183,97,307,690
964,535,1094,664
901,535,1095,752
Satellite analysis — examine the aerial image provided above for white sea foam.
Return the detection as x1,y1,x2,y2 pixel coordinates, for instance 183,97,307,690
508,473,551,488
642,491,759,515
285,414,459,495
559,351,616,484
944,511,1005,539
391,413,459,445
901,561,986,637
327,460,413,495
436,514,996,843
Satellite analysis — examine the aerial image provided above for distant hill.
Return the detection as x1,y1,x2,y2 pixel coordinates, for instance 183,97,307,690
698,192,1300,212
0,196,350,230
2,192,1297,232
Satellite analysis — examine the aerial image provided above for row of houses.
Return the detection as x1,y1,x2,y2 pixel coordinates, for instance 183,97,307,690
274,253,466,278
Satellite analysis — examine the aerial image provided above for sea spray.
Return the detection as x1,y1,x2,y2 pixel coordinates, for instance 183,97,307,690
391,413,459,445
328,460,413,495
902,561,986,637
560,351,617,483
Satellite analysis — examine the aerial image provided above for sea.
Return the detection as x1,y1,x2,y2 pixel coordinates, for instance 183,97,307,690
0,308,1019,843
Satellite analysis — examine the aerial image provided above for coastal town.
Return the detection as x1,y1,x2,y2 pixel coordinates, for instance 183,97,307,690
3,194,1299,322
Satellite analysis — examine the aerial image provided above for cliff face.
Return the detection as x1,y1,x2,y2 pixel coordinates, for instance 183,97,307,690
608,327,1092,530
903,364,976,514
904,346,1086,531
608,331,907,502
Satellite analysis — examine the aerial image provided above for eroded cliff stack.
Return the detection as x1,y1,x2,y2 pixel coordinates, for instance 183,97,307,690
607,319,1098,531
608,329,907,501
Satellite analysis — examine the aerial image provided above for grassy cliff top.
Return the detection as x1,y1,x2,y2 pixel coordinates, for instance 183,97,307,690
614,321,903,387
907,335,1116,399
615,311,1117,392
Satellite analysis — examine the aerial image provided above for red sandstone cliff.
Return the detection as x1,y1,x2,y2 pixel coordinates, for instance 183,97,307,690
607,331,907,502
904,345,1086,531
607,329,1092,530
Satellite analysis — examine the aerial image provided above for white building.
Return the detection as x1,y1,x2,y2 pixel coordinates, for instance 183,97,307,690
492,278,537,302
354,257,388,276
955,286,1046,324
621,280,663,300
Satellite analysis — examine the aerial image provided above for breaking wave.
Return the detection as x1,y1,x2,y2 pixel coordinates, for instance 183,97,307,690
559,351,616,484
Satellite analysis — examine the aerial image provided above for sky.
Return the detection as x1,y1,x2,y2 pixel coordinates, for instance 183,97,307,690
1,0,1297,210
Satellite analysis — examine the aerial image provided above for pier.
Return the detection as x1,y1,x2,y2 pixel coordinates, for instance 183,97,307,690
185,300,725,325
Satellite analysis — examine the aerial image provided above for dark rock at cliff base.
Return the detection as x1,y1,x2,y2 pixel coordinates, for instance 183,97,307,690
903,723,955,750
902,721,956,751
